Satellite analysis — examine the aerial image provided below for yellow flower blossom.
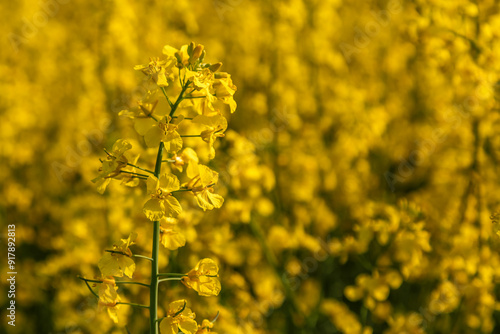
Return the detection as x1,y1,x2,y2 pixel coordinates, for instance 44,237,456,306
159,300,198,334
213,73,237,113
97,277,121,324
143,174,182,221
344,270,402,310
98,233,137,278
134,57,176,87
172,147,199,175
192,113,227,159
384,312,425,334
91,139,138,194
182,258,221,296
428,280,460,314
143,115,184,152
196,319,217,334
185,164,224,211
160,218,186,250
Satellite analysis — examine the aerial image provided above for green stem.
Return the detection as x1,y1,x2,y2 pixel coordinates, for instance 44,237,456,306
162,159,176,163
169,81,191,117
158,277,183,283
127,163,155,175
172,116,194,120
170,188,193,193
115,281,150,288
80,278,99,299
183,96,206,99
160,87,173,107
180,134,201,138
133,254,154,262
150,142,164,334
78,277,149,288
117,302,150,309
157,273,187,277
120,170,150,178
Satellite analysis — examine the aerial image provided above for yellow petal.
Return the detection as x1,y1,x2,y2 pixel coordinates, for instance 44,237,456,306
112,139,132,156
163,131,183,153
186,162,199,179
94,177,111,194
195,190,224,211
145,126,165,148
164,196,183,217
372,284,390,301
168,299,187,313
160,229,186,250
159,317,178,334
147,176,160,194
162,45,178,57
160,173,180,193
178,318,198,334
198,165,218,187
344,286,363,301
156,72,169,87
143,198,165,221
134,118,156,135
98,253,123,277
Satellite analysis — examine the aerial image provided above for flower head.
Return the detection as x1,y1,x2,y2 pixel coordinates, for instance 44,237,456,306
159,300,198,334
185,164,224,211
143,174,183,221
192,113,227,160
97,277,121,323
92,139,139,193
98,233,137,278
182,258,221,296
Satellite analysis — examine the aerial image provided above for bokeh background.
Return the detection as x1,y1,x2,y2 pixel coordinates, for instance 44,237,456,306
3,0,500,333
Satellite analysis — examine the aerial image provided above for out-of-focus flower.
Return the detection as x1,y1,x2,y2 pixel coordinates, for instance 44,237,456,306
97,277,121,324
98,233,137,278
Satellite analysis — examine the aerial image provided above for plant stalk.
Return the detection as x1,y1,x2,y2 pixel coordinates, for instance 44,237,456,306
150,142,164,334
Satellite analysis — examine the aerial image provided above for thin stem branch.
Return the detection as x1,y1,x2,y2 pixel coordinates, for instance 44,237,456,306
157,273,187,277
79,277,99,299
115,281,150,288
183,96,206,99
171,183,215,193
127,163,155,175
133,254,154,262
120,170,150,178
78,276,149,288
117,302,150,309
150,142,164,334
158,277,183,283
160,87,173,107
169,81,191,117
172,116,194,120
180,134,201,138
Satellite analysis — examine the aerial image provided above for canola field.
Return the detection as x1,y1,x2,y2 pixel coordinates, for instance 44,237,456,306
2,0,500,333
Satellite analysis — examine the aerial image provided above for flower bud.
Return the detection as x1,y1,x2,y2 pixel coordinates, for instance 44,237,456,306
209,62,223,72
199,50,206,62
214,72,228,79
191,44,204,61
187,42,195,56
174,51,183,65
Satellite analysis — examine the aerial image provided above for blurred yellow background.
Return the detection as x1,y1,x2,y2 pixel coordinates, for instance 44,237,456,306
2,0,500,333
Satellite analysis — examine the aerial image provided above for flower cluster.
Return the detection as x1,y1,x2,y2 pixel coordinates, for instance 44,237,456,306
81,42,236,332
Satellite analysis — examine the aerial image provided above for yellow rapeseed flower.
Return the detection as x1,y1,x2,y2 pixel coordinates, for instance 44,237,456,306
143,174,182,221
159,300,198,334
98,233,137,278
181,258,221,296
